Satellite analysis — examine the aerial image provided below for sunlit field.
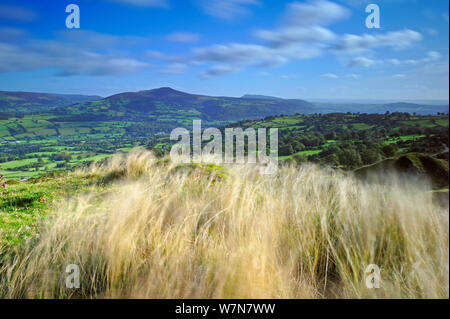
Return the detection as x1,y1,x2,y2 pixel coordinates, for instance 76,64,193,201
0,150,448,298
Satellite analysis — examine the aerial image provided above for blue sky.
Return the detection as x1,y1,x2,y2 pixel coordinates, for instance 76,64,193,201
0,0,448,100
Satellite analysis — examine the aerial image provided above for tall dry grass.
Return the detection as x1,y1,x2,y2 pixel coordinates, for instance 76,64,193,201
0,150,448,298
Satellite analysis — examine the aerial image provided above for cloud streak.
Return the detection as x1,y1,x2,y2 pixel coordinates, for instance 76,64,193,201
185,1,350,77
321,73,339,78
159,63,189,75
0,4,37,22
254,0,349,47
348,57,377,67
198,0,260,20
0,0,436,82
199,65,241,78
0,33,151,76
334,29,423,53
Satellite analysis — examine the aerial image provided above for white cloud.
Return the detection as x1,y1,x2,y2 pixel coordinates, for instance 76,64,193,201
335,29,423,54
57,30,150,50
0,28,157,77
0,0,434,82
145,50,167,59
161,2,424,79
0,27,28,42
321,73,339,78
0,39,150,76
349,51,441,69
284,0,351,27
166,32,200,43
346,73,360,79
190,43,320,67
256,55,288,67
404,59,419,65
348,57,376,67
254,0,349,47
387,58,401,65
199,65,240,78
258,71,270,76
255,26,335,48
425,51,441,61
198,0,260,20
393,74,406,78
192,43,273,64
385,51,441,66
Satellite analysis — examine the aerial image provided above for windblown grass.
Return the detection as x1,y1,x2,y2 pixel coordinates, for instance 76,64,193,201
0,150,448,298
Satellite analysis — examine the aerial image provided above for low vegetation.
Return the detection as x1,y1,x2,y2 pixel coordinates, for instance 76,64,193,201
228,112,449,169
0,150,448,298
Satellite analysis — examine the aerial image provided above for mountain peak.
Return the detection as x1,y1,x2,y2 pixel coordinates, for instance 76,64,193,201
130,87,192,98
153,87,176,91
148,87,184,94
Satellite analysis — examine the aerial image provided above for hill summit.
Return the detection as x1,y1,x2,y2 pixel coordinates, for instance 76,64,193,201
64,87,316,122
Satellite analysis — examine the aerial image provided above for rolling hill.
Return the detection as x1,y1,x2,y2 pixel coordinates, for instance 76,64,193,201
2,88,447,122
62,87,317,122
0,91,102,113
354,153,449,190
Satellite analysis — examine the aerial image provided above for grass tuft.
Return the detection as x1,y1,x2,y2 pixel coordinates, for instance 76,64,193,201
0,150,448,298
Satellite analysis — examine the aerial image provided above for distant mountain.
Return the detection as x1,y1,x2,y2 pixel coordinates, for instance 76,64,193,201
64,87,316,122
243,96,449,115
308,98,449,105
4,87,447,124
0,91,102,113
312,101,449,115
383,102,449,115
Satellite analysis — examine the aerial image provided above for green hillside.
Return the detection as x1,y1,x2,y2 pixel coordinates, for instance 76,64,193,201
61,87,316,122
1,90,448,181
229,112,448,159
0,91,102,113
355,153,449,189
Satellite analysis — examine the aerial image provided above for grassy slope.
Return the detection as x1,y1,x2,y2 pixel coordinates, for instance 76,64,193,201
0,173,103,247
0,151,448,298
0,91,101,113
65,87,316,122
354,153,449,189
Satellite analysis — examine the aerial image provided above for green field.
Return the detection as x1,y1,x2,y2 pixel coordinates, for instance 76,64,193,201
227,113,449,169
1,112,449,179
279,149,322,160
0,114,159,179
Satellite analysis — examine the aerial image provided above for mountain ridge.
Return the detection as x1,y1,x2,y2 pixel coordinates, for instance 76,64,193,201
2,87,448,120
0,91,102,113
63,87,316,122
